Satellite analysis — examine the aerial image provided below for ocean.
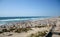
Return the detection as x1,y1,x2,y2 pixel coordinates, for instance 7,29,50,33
0,16,50,25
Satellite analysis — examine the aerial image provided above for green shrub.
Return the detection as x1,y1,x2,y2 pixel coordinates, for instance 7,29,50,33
15,28,32,33
0,31,3,34
15,28,21,33
30,34,35,37
35,26,45,28
2,29,8,32
9,28,15,32
29,31,47,37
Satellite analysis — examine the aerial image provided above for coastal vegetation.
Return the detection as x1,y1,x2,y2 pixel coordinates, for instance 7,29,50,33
0,27,32,34
29,30,48,37
0,31,3,34
35,26,46,28
2,29,9,32
15,28,32,33
0,28,10,34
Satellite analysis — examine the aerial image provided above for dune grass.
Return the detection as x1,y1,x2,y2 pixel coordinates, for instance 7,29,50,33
0,31,3,34
15,28,32,33
29,30,48,37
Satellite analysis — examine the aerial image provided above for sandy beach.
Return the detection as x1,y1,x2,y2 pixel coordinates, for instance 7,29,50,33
0,27,51,37
0,17,60,37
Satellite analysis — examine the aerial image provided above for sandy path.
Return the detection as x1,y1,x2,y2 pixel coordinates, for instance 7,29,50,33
52,21,60,37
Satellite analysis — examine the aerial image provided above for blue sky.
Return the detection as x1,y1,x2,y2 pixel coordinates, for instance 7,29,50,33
0,0,60,17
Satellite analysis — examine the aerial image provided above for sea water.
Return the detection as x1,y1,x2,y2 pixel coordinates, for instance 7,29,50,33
0,16,50,26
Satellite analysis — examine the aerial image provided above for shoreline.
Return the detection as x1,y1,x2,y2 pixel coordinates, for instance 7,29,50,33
0,17,60,37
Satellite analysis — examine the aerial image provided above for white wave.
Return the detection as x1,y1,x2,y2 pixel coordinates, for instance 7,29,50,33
0,18,41,21
0,17,48,22
0,18,31,22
